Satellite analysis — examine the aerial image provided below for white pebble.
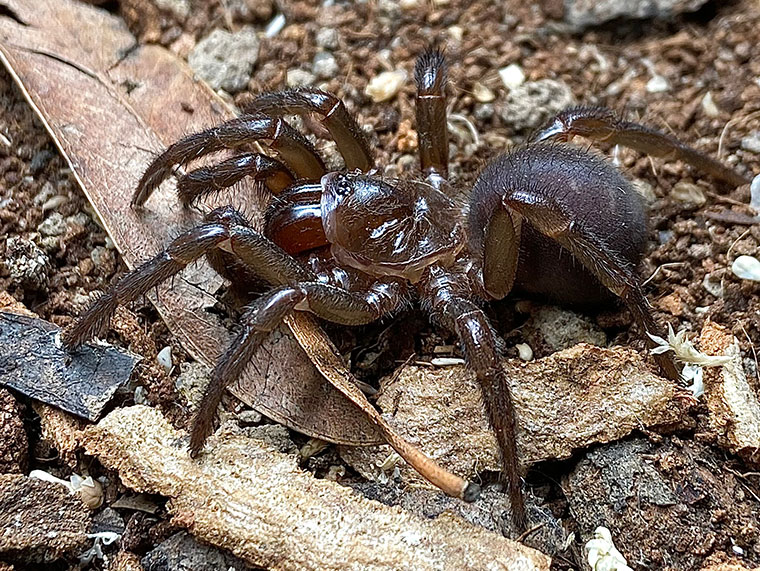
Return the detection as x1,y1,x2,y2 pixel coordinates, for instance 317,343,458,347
701,91,720,118
670,181,706,206
750,173,760,213
365,70,407,103
498,63,525,90
516,343,533,361
732,256,760,281
157,345,173,374
741,132,760,154
472,82,495,103
265,13,286,38
646,75,670,93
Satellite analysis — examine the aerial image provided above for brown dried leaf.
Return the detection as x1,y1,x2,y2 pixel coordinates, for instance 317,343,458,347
83,405,552,570
0,0,380,445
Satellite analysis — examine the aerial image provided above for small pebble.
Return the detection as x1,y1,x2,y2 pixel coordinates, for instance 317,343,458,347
41,195,68,212
750,173,760,213
741,132,760,154
37,212,67,237
646,75,670,93
670,181,706,206
287,69,316,87
188,27,260,92
472,82,495,103
731,256,760,281
312,52,339,80
498,63,525,90
365,70,407,103
701,91,720,118
264,13,286,38
315,28,339,50
516,343,534,361
157,346,173,374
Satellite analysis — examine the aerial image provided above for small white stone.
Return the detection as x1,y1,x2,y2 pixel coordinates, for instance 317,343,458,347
472,82,495,103
646,75,670,93
448,25,464,42
498,63,525,90
732,256,760,282
701,91,720,118
287,69,316,88
741,132,760,154
750,173,760,213
516,343,534,361
265,13,286,38
670,181,706,206
365,70,407,103
157,346,173,374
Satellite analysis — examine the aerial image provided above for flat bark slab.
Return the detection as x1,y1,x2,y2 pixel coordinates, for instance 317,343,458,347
0,311,137,421
0,474,90,563
343,344,690,484
83,405,551,571
700,321,760,464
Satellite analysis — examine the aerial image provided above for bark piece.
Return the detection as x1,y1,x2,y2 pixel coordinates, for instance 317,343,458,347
0,388,27,474
31,402,86,469
700,321,760,464
565,438,760,569
0,312,137,421
342,344,690,484
83,405,551,570
0,474,90,563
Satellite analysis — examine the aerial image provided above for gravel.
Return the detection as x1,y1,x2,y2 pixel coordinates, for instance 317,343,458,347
497,79,575,132
188,27,260,92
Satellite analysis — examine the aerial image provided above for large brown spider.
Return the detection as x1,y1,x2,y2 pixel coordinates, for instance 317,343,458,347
62,49,749,530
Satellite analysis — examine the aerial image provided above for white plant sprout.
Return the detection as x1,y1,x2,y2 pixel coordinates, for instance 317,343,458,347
585,526,634,571
648,324,731,398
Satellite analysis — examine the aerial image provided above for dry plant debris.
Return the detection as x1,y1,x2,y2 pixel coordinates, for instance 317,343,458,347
82,405,551,571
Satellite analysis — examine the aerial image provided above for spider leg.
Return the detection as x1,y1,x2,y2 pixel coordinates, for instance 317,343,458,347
420,265,526,531
177,152,295,206
414,48,449,182
133,113,326,206
503,192,681,381
191,278,407,455
61,223,231,347
530,106,750,186
245,89,373,172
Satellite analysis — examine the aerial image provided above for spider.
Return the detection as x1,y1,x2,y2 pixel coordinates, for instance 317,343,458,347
62,49,750,531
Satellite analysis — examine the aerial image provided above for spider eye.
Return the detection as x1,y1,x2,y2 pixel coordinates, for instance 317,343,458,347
334,175,354,196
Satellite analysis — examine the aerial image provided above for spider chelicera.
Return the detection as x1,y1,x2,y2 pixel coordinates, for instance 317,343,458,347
63,48,750,530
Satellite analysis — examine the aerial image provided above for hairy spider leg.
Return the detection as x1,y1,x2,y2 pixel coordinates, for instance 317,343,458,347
531,106,751,186
414,48,449,182
132,113,327,206
177,152,296,207
420,264,526,531
245,89,374,172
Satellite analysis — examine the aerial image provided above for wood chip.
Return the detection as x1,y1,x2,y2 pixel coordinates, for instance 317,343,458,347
83,405,551,571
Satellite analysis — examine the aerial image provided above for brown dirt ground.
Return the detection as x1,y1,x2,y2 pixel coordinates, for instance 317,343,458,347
1,0,760,569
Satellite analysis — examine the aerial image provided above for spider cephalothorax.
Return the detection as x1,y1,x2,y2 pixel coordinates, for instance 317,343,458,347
63,48,750,531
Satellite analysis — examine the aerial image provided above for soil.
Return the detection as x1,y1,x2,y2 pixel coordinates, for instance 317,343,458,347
1,0,760,569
